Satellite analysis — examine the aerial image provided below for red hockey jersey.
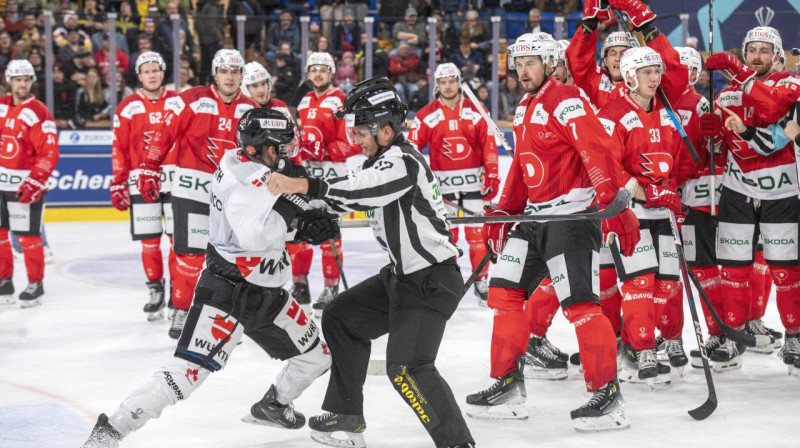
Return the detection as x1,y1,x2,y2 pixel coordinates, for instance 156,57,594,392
0,95,59,191
409,97,498,194
143,85,257,204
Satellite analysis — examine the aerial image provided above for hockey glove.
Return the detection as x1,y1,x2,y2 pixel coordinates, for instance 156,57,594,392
699,112,724,145
110,181,131,211
602,209,640,257
705,53,756,89
299,140,325,162
608,0,656,28
483,205,512,262
136,164,162,203
276,158,309,178
15,177,46,204
583,0,610,21
643,182,683,215
295,208,340,245
481,173,501,201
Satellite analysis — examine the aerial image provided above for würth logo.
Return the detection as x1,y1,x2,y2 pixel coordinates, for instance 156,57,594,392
211,314,236,342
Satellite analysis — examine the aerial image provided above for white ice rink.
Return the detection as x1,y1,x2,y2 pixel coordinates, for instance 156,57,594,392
1,221,797,448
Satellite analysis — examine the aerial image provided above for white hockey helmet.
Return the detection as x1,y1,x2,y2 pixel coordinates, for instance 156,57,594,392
434,62,460,82
601,31,632,57
5,59,36,83
241,61,272,93
212,49,245,75
306,52,336,75
620,47,664,90
676,46,702,85
508,32,560,70
742,26,783,58
135,51,167,74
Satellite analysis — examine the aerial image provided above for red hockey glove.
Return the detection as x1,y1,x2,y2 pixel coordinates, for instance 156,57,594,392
705,53,756,88
15,177,46,204
602,208,640,257
481,173,501,201
699,112,723,145
583,0,610,21
483,205,512,262
299,140,325,161
643,182,683,215
110,180,130,211
608,0,656,28
136,164,161,203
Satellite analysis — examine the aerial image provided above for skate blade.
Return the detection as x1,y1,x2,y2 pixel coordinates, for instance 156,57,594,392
147,309,165,322
466,404,529,421
711,358,743,373
241,414,303,429
310,430,366,448
670,366,684,378
573,408,631,433
0,295,16,305
748,344,774,355
523,368,568,381
789,365,800,378
19,298,41,308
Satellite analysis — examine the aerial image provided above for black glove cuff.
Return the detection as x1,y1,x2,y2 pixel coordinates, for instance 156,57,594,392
582,18,599,33
638,23,661,42
273,197,300,228
307,177,326,199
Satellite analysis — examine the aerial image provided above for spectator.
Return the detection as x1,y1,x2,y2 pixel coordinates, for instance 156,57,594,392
451,36,483,88
695,68,711,99
392,7,427,57
77,0,106,34
54,13,93,50
176,30,200,76
311,35,330,55
334,51,357,93
408,77,429,113
534,0,578,16
65,51,95,86
134,0,154,21
157,0,188,52
28,47,45,100
308,19,321,50
460,9,489,51
284,0,311,17
498,74,523,121
271,53,297,105
165,55,196,92
440,0,468,43
94,33,130,78
484,36,509,84
332,8,361,58
525,8,552,34
195,0,225,83
227,0,265,52
0,32,16,74
318,0,343,42
52,62,78,129
355,32,389,79
156,0,192,14
140,18,171,62
379,0,407,37
128,34,152,79
278,41,301,74
117,0,142,51
411,0,440,19
3,0,25,40
388,40,420,103
103,70,133,108
57,27,90,64
476,83,490,109
92,20,130,54
20,11,41,44
266,10,301,65
75,67,108,127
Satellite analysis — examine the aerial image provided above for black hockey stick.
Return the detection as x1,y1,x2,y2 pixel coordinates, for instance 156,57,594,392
611,8,701,163
329,238,349,290
464,252,493,291
708,0,717,216
442,197,482,217
667,211,717,421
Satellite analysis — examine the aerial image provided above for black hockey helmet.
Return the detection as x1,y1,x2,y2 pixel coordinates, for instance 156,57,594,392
333,77,408,144
237,108,297,161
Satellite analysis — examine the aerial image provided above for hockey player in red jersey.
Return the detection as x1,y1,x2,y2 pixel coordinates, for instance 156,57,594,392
408,62,499,305
0,59,59,308
465,33,639,431
111,51,181,322
291,52,361,317
241,61,293,119
136,49,258,339
703,26,800,371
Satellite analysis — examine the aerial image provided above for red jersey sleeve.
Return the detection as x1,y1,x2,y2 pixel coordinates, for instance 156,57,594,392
647,34,687,106
746,74,800,125
567,27,607,107
408,107,432,152
476,115,499,176
111,100,132,184
27,105,60,183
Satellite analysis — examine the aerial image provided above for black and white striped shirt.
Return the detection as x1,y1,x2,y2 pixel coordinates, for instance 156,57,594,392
310,136,461,275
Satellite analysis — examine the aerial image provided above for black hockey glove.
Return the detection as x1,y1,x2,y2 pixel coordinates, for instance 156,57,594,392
294,208,340,245
276,157,309,178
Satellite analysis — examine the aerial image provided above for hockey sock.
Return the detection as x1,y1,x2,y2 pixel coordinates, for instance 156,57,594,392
619,273,656,350
720,265,751,330
18,235,44,283
172,253,205,310
168,237,177,295
749,251,772,320
0,228,12,279
140,237,164,282
599,267,622,335
564,302,617,392
655,280,682,340
771,266,800,333
692,265,723,336
288,242,312,277
488,286,528,378
449,226,460,244
321,238,342,283
525,278,559,337
465,226,489,279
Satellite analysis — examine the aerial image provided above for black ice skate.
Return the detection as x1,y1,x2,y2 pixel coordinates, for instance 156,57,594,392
291,281,311,305
81,413,122,448
570,378,631,432
523,335,568,380
778,334,800,376
745,319,777,353
709,338,745,373
242,384,305,429
308,412,366,448
18,282,43,308
466,355,528,420
0,278,14,305
619,345,670,387
474,278,488,308
143,280,166,321
313,284,338,318
661,337,689,371
168,309,188,339
792,355,800,378
690,334,721,369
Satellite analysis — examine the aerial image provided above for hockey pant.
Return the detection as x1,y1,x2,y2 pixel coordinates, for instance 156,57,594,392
0,191,46,283
108,270,331,437
287,239,342,286
141,236,177,284
450,226,489,280
320,261,474,448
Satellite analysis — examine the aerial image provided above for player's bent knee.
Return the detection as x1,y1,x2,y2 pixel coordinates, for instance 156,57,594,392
487,286,526,311
562,301,603,324
151,358,211,406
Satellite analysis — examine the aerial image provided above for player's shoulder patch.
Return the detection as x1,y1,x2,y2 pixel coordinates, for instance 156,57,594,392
598,117,615,136
234,102,255,119
677,108,692,126
530,103,549,125
716,89,741,108
297,95,311,110
18,108,40,127
659,108,676,128
553,96,586,125
320,96,343,111
460,106,480,124
513,103,527,126
620,110,643,131
697,96,711,115
189,96,219,115
0,103,8,118
599,74,615,93
41,120,57,135
423,108,445,128
164,96,186,115
120,100,146,119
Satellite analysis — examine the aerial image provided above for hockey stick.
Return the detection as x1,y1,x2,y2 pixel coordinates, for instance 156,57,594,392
611,8,701,163
667,210,717,421
329,238,348,290
464,252,492,291
460,82,515,157
442,197,481,217
708,0,717,216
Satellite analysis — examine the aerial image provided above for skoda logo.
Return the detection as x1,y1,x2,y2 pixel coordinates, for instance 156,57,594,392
69,132,80,143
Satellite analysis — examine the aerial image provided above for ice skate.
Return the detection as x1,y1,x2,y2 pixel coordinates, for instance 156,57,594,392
143,280,166,321
168,309,188,339
474,278,488,308
81,413,122,448
570,378,630,432
619,345,670,388
0,278,14,305
745,319,776,354
242,384,305,429
767,325,783,349
661,337,688,375
710,338,745,373
308,412,366,448
778,334,800,376
18,282,43,308
313,284,338,318
690,335,721,368
291,281,311,305
466,355,528,420
523,335,568,380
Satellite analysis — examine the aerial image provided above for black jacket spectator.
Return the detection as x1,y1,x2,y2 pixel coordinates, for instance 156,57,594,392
228,0,266,50
332,16,361,58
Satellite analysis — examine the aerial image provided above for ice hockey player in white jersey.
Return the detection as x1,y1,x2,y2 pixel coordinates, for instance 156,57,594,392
80,108,335,447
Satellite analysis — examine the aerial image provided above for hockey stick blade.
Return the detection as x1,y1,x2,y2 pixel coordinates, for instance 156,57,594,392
689,396,718,421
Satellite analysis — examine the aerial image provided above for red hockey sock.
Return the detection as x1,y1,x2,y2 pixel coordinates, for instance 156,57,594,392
619,273,656,350
288,242,313,277
599,267,622,336
465,226,489,279
692,265,723,336
564,302,617,392
172,253,205,310
771,266,800,333
720,266,751,330
488,286,528,378
525,278,560,337
18,235,44,283
167,237,177,291
321,238,342,281
749,251,772,320
0,228,12,280
141,237,164,282
449,226,460,244
655,280,682,340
